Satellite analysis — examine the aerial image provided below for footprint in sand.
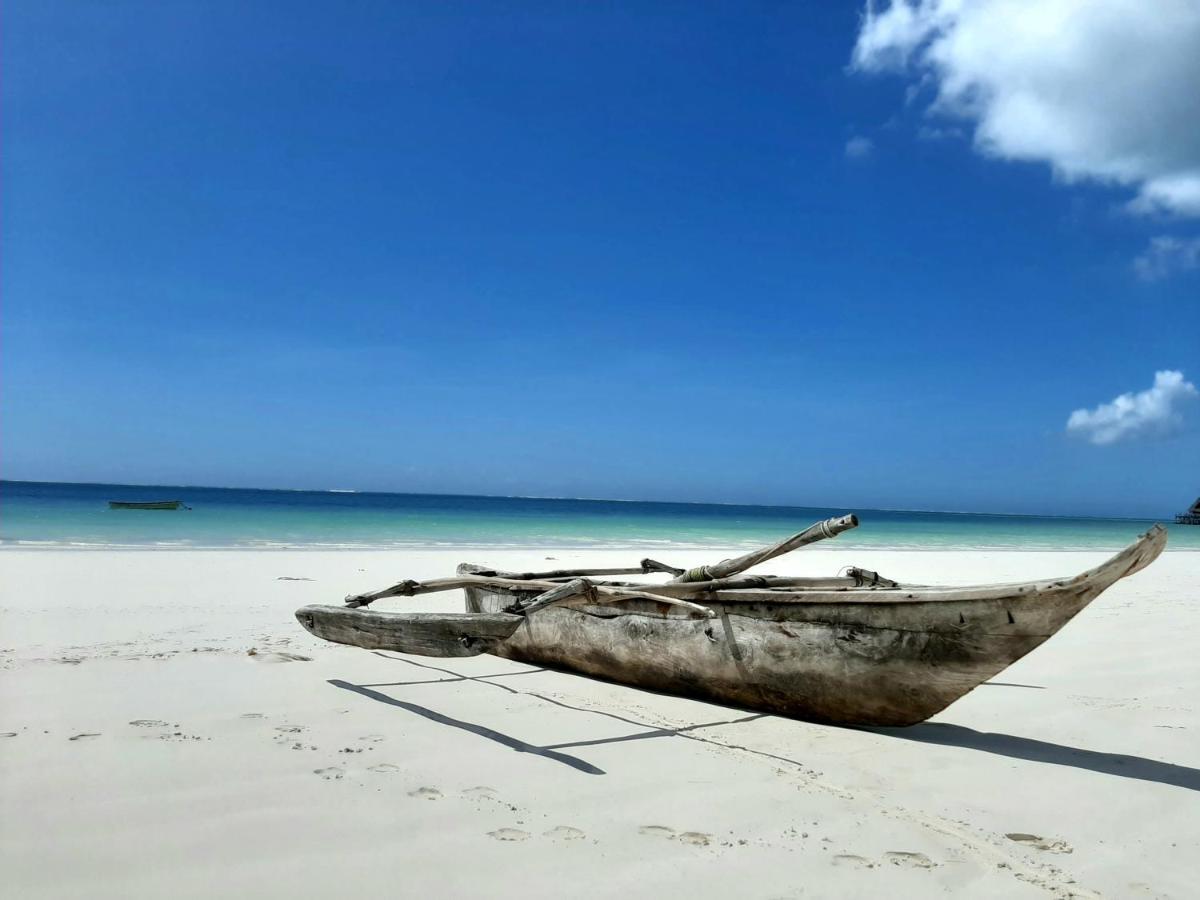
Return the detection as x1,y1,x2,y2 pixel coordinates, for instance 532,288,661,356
463,786,498,801
885,851,936,868
543,826,586,841
368,763,401,774
639,825,676,839
833,854,874,869
357,734,386,743
275,726,306,734
314,766,344,780
68,733,101,741
129,719,169,728
1006,833,1073,854
408,787,442,800
637,825,709,846
1,732,18,738
251,651,313,664
488,828,530,842
241,713,266,719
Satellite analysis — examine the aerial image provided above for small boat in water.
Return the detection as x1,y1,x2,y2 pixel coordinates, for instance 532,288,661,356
108,500,189,510
296,515,1167,726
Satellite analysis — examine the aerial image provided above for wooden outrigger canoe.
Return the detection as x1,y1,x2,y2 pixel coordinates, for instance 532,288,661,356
296,516,1167,726
108,500,188,510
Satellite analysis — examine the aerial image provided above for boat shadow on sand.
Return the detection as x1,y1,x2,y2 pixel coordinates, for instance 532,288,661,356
328,679,606,774
329,655,1199,791
865,722,1200,792
328,654,772,776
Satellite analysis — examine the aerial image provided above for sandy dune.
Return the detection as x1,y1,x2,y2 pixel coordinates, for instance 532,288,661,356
1,546,1197,898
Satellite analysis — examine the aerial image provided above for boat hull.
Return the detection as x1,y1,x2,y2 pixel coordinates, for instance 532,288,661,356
467,588,1082,725
463,528,1166,726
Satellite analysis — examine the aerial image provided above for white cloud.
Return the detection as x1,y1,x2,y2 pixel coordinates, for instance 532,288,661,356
1134,235,1200,281
845,136,874,159
852,1,1200,216
1066,370,1198,445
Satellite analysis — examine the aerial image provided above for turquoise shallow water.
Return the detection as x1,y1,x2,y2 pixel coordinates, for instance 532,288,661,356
1,481,1194,551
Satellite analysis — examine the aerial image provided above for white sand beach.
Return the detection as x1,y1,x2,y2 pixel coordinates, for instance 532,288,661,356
1,546,1197,899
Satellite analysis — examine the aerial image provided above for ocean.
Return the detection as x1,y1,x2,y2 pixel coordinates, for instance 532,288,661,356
0,481,1193,552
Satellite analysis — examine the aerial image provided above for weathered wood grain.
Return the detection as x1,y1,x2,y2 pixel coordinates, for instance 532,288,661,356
295,606,523,657
346,573,731,611
457,559,684,579
671,514,859,583
517,581,716,619
517,578,597,614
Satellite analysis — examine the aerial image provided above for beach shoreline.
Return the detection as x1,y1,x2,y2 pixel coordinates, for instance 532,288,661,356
5,540,1198,553
2,546,1197,898
7,480,1197,554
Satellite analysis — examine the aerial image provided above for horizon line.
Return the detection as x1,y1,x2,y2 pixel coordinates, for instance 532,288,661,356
0,478,1170,523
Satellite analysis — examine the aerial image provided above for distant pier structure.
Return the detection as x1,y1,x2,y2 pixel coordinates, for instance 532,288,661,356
1177,497,1200,526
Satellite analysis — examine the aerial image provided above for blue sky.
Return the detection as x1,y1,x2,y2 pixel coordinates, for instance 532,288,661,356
3,1,1197,517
